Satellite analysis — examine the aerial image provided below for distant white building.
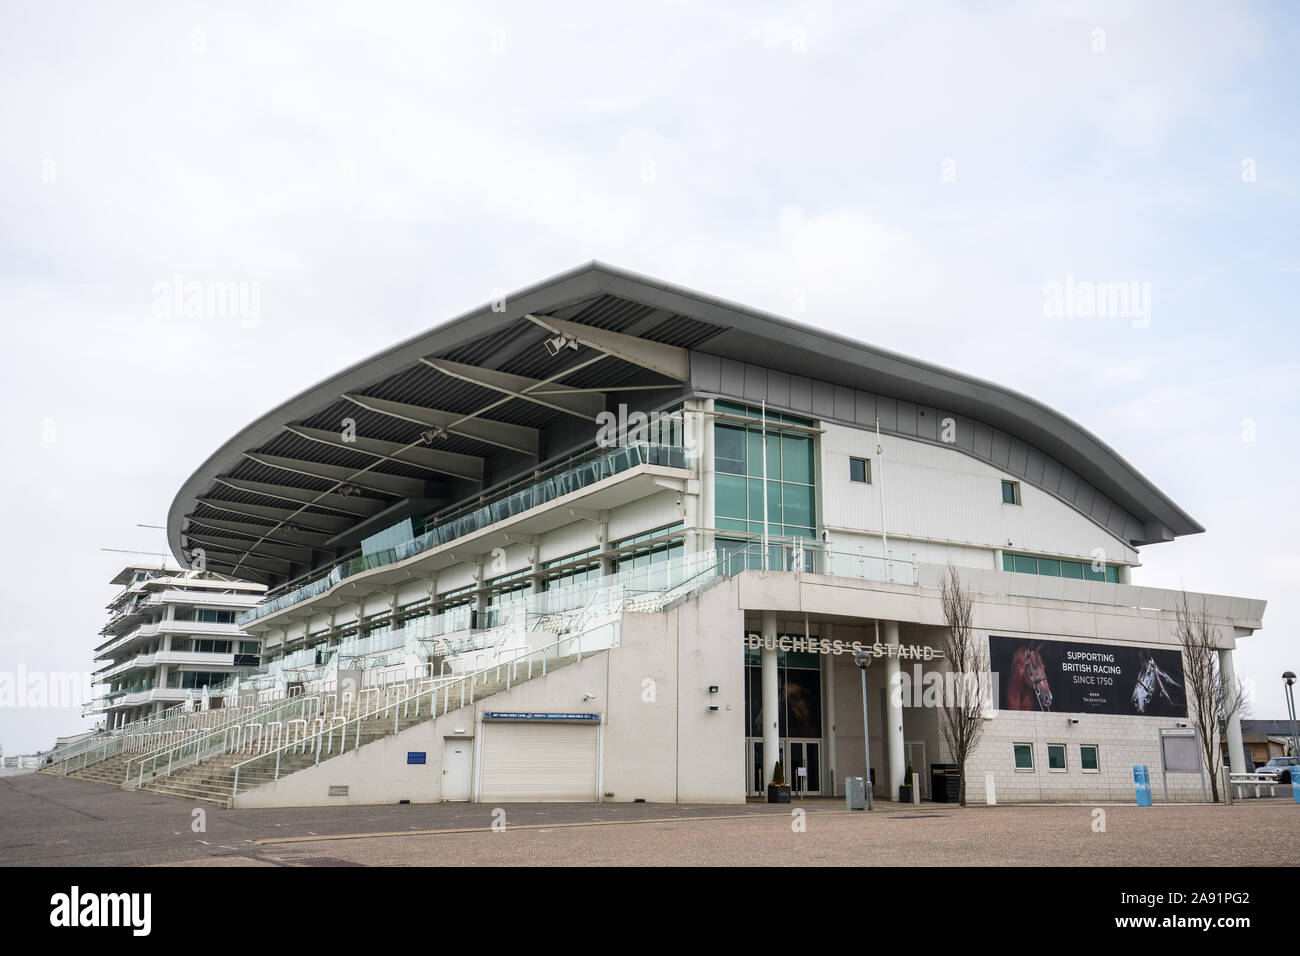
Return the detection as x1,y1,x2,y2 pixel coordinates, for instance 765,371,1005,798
90,563,267,727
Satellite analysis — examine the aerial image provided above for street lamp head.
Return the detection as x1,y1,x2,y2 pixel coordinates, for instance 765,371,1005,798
1284,671,1296,685
854,651,873,671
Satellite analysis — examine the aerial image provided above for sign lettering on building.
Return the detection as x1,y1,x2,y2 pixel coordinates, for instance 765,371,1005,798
744,632,943,661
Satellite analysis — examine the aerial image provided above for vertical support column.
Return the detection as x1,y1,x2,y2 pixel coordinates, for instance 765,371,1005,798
679,399,705,557
527,539,542,596
761,611,779,789
883,620,906,800
597,511,613,577
473,561,488,617
823,621,837,796
1219,647,1247,773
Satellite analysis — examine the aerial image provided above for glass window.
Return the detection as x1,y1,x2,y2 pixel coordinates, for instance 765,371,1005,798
715,474,747,520
1082,564,1107,582
1013,743,1034,770
1037,559,1060,577
1013,554,1037,574
1002,553,1014,572
782,484,814,531
781,434,813,483
715,425,746,475
1001,480,1019,504
1060,561,1084,579
1047,743,1067,771
849,457,869,483
1105,566,1120,583
1080,745,1100,772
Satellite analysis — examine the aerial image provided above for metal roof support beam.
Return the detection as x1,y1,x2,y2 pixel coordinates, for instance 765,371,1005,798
285,425,484,482
213,477,385,518
182,515,333,550
341,394,539,456
182,531,315,566
187,547,294,576
420,358,606,421
525,314,689,381
243,452,427,499
194,498,353,535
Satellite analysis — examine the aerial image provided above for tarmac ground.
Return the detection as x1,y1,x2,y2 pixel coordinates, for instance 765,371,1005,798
2,770,1293,866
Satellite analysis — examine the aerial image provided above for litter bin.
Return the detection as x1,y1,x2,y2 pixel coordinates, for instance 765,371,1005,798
845,776,866,811
930,763,961,803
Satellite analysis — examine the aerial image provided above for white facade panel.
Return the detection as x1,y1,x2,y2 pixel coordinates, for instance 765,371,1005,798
819,423,1138,565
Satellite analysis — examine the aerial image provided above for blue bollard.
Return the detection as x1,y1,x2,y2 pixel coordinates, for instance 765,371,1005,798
1292,772,1299,805
1133,764,1152,806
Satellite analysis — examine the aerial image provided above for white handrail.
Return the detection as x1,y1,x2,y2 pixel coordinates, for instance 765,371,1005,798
230,630,606,798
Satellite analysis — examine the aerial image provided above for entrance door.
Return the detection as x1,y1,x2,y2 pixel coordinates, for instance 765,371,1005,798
905,741,927,799
442,738,472,801
748,739,776,795
787,740,822,795
747,739,821,795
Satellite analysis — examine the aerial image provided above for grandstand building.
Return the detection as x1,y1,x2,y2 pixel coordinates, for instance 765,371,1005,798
59,262,1265,807
90,563,266,727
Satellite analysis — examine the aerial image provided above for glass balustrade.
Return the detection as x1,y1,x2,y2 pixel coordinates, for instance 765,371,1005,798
240,441,692,625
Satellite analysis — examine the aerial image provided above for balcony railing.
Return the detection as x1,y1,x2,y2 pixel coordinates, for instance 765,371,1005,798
240,441,692,626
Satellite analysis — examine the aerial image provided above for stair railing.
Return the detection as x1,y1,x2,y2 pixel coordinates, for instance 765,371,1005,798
230,625,615,799
126,693,323,788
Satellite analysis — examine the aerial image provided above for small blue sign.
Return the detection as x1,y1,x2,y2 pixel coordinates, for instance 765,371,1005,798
407,751,426,765
482,712,601,721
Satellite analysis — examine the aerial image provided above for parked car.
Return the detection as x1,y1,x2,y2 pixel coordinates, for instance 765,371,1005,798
1256,756,1299,784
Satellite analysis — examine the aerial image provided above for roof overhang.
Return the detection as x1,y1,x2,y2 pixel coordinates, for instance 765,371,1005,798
168,261,1202,584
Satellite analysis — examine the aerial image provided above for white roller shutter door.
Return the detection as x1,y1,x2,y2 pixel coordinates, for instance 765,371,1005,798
479,721,599,802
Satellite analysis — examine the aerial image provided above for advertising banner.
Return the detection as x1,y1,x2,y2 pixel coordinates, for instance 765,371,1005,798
989,635,1186,717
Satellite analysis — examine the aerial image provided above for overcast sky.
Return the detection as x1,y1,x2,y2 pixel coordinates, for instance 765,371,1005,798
2,1,1296,754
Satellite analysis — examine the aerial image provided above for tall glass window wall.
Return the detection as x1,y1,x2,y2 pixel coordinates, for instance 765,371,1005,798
714,401,817,572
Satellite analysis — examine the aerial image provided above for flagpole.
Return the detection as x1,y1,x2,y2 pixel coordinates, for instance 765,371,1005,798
876,416,889,580
761,397,769,571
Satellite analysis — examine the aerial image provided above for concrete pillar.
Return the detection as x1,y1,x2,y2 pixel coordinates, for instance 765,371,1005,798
883,620,906,800
1219,647,1247,773
761,611,780,788
823,621,837,796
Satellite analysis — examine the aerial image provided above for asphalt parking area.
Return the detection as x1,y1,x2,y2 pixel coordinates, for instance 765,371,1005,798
2,771,1293,867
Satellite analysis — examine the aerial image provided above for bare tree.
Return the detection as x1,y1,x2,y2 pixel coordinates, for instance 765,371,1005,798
938,564,988,806
1174,591,1248,803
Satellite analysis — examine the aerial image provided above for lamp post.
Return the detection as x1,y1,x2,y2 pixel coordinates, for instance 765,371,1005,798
855,650,875,810
1284,672,1298,759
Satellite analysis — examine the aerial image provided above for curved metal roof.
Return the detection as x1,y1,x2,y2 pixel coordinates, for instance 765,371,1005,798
168,261,1202,585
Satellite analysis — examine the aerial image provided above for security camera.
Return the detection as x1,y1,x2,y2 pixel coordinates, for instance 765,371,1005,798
545,334,578,356
583,692,596,701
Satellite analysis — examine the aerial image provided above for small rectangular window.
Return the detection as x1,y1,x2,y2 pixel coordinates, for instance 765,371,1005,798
1047,743,1067,771
1013,554,1037,574
1001,480,1020,504
1013,743,1034,770
1080,745,1100,772
849,457,870,483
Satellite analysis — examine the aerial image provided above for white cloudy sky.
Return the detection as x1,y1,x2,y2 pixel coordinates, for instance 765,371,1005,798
2,1,1296,753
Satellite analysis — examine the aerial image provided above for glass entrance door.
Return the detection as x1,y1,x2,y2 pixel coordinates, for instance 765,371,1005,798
788,740,821,795
747,739,821,795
